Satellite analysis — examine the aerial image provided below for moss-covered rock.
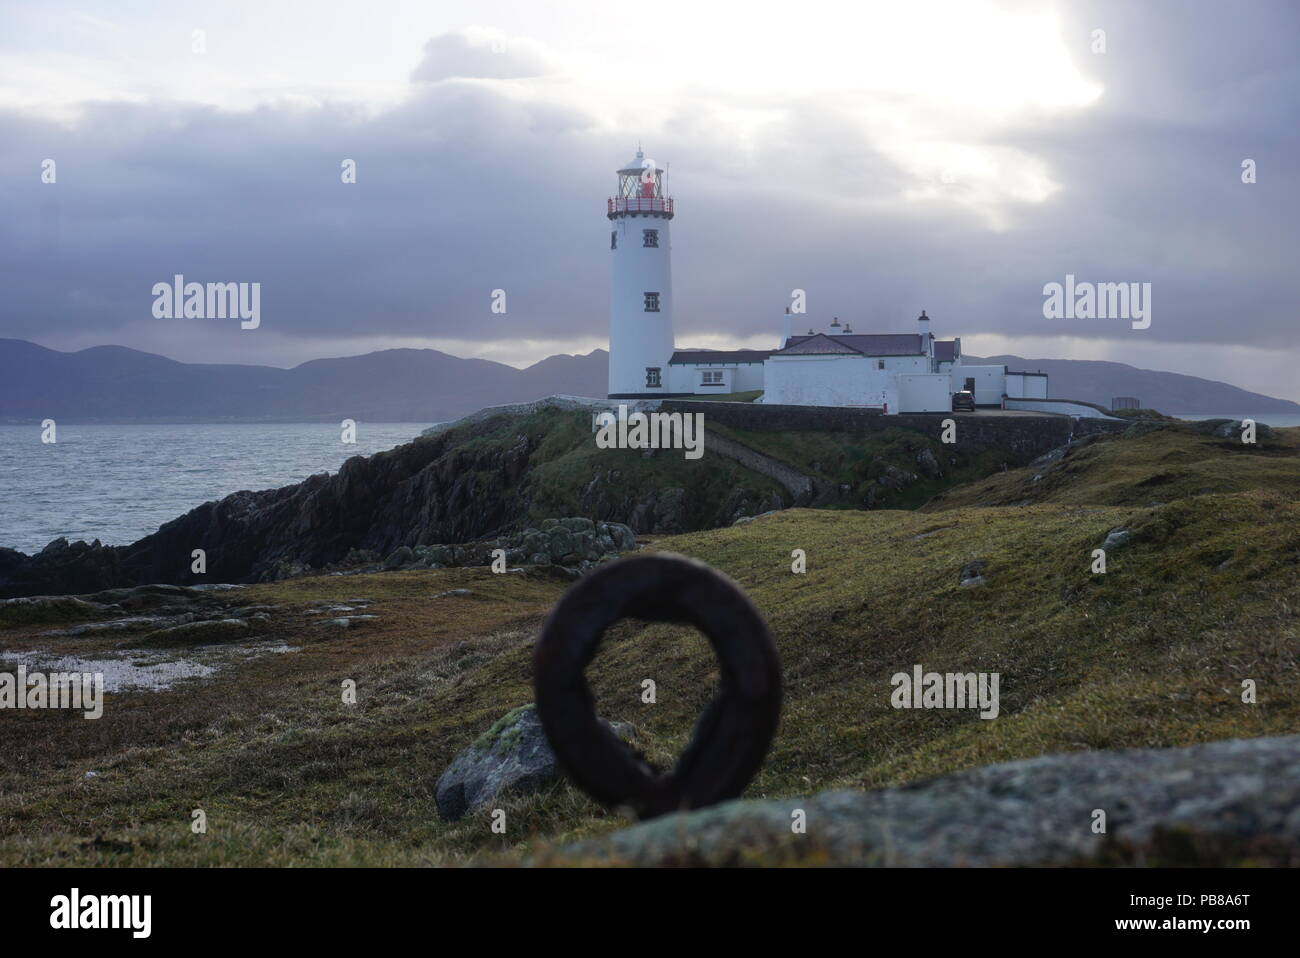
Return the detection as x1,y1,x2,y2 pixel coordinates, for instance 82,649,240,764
436,704,633,821
561,736,1300,867
384,546,415,569
137,617,251,647
379,519,640,573
0,595,110,627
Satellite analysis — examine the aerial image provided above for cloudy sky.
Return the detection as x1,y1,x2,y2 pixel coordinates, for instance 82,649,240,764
2,0,1297,399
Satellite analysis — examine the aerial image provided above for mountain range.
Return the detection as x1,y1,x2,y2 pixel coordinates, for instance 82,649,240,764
0,339,609,424
968,355,1300,415
0,338,1295,422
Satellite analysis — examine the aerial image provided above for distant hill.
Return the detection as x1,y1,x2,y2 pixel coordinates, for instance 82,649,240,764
1,339,1294,422
971,355,1300,415
0,339,610,423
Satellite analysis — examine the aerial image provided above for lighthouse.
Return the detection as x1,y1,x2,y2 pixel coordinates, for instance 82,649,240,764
607,149,676,398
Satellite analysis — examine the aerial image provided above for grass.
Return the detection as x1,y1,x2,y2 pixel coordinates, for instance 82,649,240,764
927,420,1300,510
1108,407,1179,420
2,425,1297,866
706,421,1023,507
427,406,790,530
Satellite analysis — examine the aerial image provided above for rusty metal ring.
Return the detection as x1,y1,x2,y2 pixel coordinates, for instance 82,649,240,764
533,552,782,820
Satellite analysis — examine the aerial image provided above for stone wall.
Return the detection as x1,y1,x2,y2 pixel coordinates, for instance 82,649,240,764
702,428,827,503
663,400,1129,457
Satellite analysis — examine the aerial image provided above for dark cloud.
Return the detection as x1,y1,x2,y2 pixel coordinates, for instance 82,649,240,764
0,4,1296,379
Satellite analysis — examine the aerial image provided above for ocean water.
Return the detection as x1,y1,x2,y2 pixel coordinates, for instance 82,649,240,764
0,423,432,555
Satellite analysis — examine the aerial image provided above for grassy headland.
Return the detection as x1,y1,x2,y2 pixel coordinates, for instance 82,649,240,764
2,420,1296,866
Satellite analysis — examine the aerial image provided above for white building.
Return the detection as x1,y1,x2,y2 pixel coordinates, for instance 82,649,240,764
605,152,1047,411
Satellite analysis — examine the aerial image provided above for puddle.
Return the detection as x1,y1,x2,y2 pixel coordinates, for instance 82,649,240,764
0,640,298,693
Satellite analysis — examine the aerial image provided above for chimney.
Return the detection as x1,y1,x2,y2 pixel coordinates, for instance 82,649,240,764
781,306,793,349
829,316,843,335
917,309,931,339
843,323,853,333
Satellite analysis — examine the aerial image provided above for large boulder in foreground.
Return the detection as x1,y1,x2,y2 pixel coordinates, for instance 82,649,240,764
561,735,1300,866
435,704,631,821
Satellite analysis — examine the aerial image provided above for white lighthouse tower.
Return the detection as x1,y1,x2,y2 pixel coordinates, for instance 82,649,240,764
607,149,676,398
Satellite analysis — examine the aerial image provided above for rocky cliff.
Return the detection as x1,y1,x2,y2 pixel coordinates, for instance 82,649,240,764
0,407,786,597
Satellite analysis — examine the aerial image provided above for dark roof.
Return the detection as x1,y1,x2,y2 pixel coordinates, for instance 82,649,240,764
668,349,774,365
934,340,958,362
773,333,863,356
1007,370,1048,377
779,333,924,357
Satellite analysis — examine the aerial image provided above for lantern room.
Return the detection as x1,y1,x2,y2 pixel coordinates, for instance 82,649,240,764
608,149,673,218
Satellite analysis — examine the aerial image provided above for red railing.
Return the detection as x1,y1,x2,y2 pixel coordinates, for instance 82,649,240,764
608,196,674,215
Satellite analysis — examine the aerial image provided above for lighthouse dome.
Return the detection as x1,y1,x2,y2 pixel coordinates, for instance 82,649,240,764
618,150,662,176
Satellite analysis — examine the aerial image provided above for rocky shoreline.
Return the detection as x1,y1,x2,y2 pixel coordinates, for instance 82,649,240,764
11,396,1143,599
0,401,803,599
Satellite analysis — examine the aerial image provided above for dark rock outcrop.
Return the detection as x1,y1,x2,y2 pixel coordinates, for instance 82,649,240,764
0,538,127,600
3,428,525,597
0,412,781,597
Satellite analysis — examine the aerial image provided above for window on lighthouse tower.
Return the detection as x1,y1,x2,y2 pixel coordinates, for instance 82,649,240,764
642,229,658,248
643,292,660,312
